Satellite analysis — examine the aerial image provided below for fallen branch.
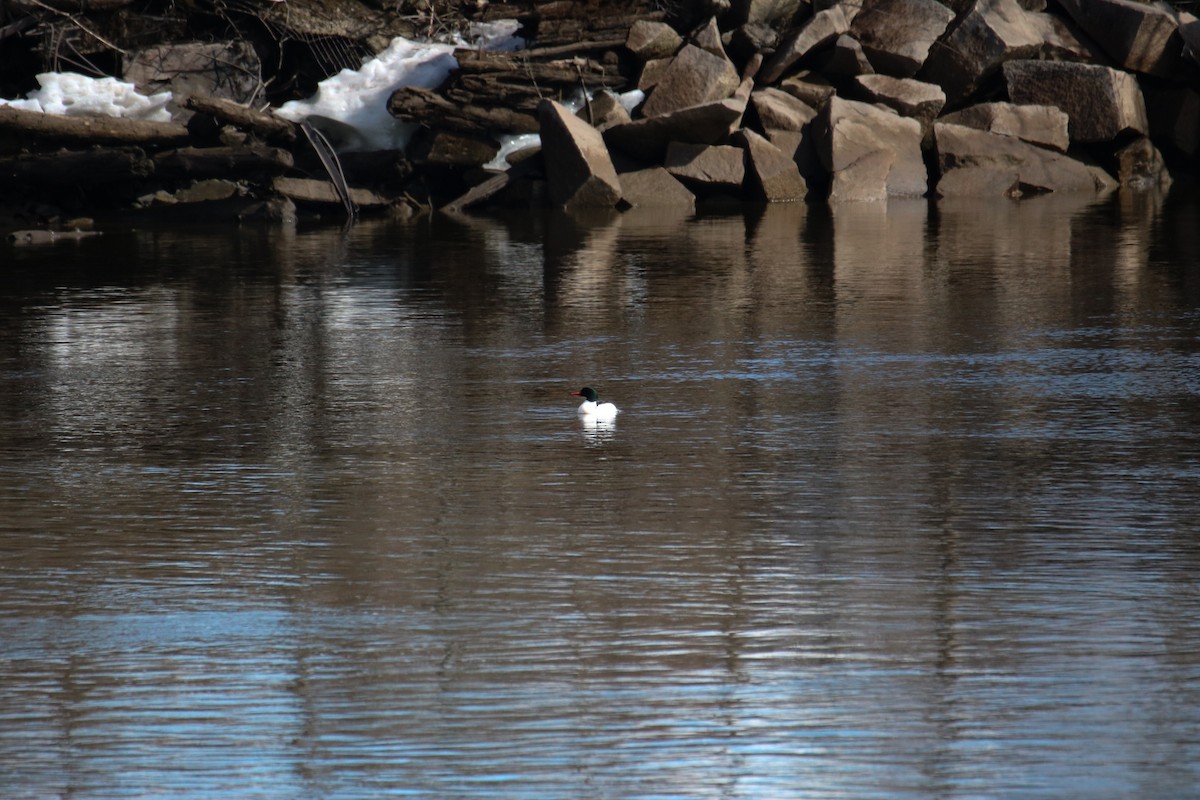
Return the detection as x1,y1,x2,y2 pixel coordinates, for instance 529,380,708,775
0,106,190,148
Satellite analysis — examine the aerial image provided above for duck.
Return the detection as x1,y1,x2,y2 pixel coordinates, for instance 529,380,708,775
571,386,619,422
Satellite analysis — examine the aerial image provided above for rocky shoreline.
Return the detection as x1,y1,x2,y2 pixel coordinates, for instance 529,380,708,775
2,0,1197,235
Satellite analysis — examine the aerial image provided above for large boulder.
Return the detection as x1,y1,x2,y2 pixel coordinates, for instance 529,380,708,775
124,41,262,107
1003,60,1148,143
1056,0,1185,78
813,96,927,201
626,20,683,62
642,44,741,118
733,0,808,27
853,75,946,133
735,128,808,201
849,0,955,77
820,34,875,79
603,96,747,162
664,142,747,191
933,122,1115,196
939,101,1069,152
759,3,859,84
619,167,696,209
917,0,1044,105
538,99,621,210
751,87,818,131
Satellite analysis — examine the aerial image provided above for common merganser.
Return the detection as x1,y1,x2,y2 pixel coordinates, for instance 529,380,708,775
571,387,619,422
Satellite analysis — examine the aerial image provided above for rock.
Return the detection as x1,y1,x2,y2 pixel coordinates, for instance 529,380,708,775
725,23,781,68
763,127,825,189
604,96,747,162
820,35,875,79
1026,11,1096,61
932,122,1115,196
618,167,696,208
641,44,741,118
691,17,728,58
537,99,622,209
578,90,632,131
735,128,807,201
638,58,673,91
407,130,499,166
759,3,858,84
917,0,1044,106
123,41,262,107
272,176,391,207
1003,60,1149,143
733,0,807,27
1056,0,1184,78
779,73,837,108
939,101,1069,152
853,75,946,133
8,228,102,245
1114,137,1171,189
849,0,954,77
1144,86,1200,158
813,96,927,201
664,142,746,191
626,20,683,61
750,87,818,131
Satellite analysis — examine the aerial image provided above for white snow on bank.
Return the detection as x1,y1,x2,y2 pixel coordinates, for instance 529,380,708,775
0,72,173,121
275,20,524,152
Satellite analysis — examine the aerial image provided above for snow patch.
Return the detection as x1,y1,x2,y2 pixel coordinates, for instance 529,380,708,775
0,72,173,122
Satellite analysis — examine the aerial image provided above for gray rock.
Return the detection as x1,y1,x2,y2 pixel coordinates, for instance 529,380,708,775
637,58,673,92
664,142,746,191
940,101,1069,152
1056,0,1184,78
538,99,622,209
917,0,1044,105
849,0,954,77
626,20,683,62
751,87,818,131
933,122,1116,196
759,3,858,84
814,96,927,201
642,44,741,118
1003,60,1149,143
736,128,808,201
124,41,262,107
604,97,747,162
619,167,696,209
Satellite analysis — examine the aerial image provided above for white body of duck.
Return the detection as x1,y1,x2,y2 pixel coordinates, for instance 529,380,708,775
572,387,619,422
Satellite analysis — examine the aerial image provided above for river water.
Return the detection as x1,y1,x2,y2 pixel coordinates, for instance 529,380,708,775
2,191,1199,799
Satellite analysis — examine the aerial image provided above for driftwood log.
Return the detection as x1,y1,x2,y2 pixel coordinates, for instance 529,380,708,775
153,145,295,178
0,147,153,185
388,86,540,135
182,96,298,144
0,106,189,150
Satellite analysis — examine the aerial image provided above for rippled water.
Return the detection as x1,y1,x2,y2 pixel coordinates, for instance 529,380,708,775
2,192,1200,798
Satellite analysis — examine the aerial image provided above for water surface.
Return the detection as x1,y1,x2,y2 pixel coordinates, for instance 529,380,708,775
2,192,1199,798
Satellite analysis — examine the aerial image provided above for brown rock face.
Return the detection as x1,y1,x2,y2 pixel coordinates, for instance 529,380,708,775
849,0,955,77
814,97,927,202
932,122,1116,196
641,44,741,118
1003,60,1149,143
538,99,622,210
